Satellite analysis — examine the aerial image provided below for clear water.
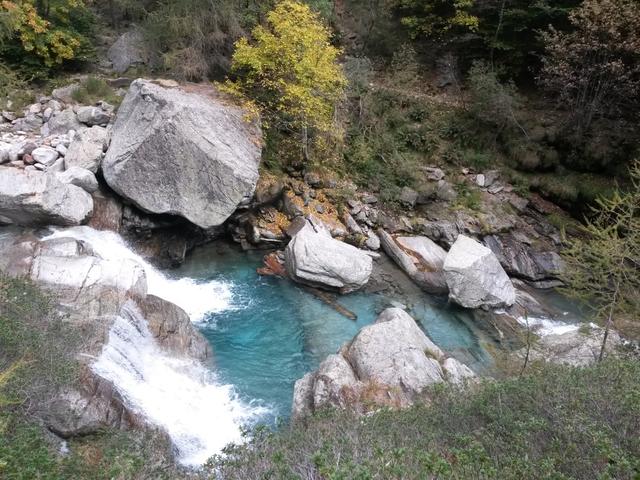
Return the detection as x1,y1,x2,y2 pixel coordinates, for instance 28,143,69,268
172,242,493,423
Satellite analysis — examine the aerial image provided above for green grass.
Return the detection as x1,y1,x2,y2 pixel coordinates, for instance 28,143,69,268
0,275,181,479
70,76,121,107
210,359,640,479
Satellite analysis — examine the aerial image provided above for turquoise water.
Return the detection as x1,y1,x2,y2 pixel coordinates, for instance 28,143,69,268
172,242,492,422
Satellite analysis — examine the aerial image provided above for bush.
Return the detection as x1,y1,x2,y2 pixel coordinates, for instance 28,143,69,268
70,76,120,106
210,359,640,479
0,0,95,79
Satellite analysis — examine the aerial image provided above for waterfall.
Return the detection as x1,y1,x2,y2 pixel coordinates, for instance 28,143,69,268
43,227,268,466
44,226,231,322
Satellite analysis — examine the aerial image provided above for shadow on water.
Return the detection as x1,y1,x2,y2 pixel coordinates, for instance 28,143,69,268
171,241,494,423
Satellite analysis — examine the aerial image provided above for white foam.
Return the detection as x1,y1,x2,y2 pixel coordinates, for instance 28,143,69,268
516,315,581,336
42,226,266,466
43,226,232,321
94,301,267,466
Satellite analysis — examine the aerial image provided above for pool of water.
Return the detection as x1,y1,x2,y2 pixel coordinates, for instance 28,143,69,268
172,242,493,423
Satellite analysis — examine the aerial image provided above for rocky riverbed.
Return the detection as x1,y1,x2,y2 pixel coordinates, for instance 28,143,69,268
0,76,625,469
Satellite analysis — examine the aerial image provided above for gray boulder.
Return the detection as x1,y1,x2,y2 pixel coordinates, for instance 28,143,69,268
52,84,80,103
42,108,83,136
347,308,445,394
293,308,475,418
443,234,516,309
379,230,448,294
56,166,99,193
77,106,111,126
285,217,372,293
31,146,59,166
64,126,108,173
102,79,262,229
107,30,149,74
0,168,93,225
484,234,563,281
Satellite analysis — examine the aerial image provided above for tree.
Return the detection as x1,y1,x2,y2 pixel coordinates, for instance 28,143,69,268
560,161,640,361
392,0,479,40
224,0,346,163
540,0,640,136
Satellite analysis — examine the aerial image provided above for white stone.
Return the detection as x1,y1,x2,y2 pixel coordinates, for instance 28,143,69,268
443,234,516,309
31,146,59,166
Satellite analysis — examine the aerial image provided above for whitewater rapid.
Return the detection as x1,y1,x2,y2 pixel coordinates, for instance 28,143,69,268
44,226,268,466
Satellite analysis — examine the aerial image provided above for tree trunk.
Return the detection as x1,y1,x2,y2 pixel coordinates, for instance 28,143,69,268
598,284,619,362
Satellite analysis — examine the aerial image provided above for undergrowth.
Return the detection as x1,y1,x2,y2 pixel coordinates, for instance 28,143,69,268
210,359,640,480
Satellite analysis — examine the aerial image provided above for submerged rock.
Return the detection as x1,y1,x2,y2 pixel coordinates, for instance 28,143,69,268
102,79,262,229
293,308,475,418
285,217,372,293
0,168,93,226
443,234,516,309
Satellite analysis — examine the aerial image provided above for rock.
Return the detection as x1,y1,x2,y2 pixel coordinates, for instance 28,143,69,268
292,308,473,418
0,142,11,164
443,234,516,309
436,180,457,202
108,29,149,74
55,143,68,156
0,168,93,225
399,186,418,208
52,84,80,103
379,230,448,294
442,357,476,385
42,108,83,136
254,177,283,205
49,157,66,173
476,174,486,187
348,308,445,391
76,106,111,126
484,234,564,281
64,126,108,173
285,217,372,293
56,166,99,193
138,294,211,361
362,194,378,204
365,232,380,250
304,172,322,187
46,380,130,438
88,189,123,231
283,191,304,217
425,166,445,181
102,79,262,229
13,113,42,131
343,212,362,235
31,146,59,166
520,327,622,367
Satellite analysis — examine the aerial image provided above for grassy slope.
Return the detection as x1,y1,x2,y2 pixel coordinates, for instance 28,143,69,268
211,359,640,480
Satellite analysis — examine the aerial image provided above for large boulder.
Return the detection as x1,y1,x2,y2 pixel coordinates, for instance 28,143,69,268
285,217,372,293
443,235,516,309
484,234,563,281
107,30,149,74
0,168,93,226
293,308,474,418
379,230,448,294
102,79,262,229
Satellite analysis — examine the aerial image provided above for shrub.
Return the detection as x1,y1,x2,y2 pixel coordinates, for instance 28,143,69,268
224,0,346,168
0,0,95,79
210,359,640,479
70,75,120,106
